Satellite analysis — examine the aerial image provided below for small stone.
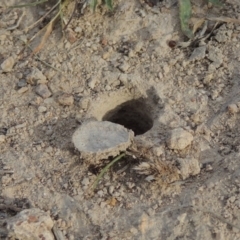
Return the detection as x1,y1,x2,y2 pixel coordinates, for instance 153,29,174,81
61,220,66,229
177,157,200,180
118,62,130,72
35,84,51,99
1,56,15,72
105,85,111,91
38,106,47,113
203,74,213,85
189,46,206,61
6,208,54,240
130,227,138,235
205,164,213,171
152,146,164,156
163,64,170,74
81,177,89,186
17,79,27,88
227,104,239,114
88,78,98,89
68,234,75,240
109,185,114,195
167,128,193,150
17,86,28,94
27,68,47,85
134,42,143,53
66,28,77,43
207,46,223,63
72,121,134,164
78,97,90,110
74,27,82,33
177,213,187,224
57,93,74,106
0,135,6,143
97,190,104,197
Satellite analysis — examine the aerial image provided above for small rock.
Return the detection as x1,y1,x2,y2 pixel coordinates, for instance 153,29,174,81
97,190,104,197
17,86,28,94
35,84,51,99
189,46,206,61
78,97,90,110
17,79,27,88
66,28,77,43
72,121,134,164
81,177,89,186
167,128,193,150
118,62,130,72
177,157,200,180
105,85,111,91
27,68,47,85
1,56,15,72
177,213,187,224
134,42,143,53
6,208,54,240
88,78,98,89
109,185,114,195
57,93,74,106
205,164,213,172
207,46,223,63
74,27,82,33
163,64,170,74
152,145,164,157
227,104,239,114
0,135,6,143
38,106,47,113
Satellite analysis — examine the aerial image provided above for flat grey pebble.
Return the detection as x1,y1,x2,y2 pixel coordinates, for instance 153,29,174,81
35,84,51,99
17,79,27,88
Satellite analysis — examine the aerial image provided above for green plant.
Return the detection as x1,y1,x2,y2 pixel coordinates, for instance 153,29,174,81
90,153,125,192
179,0,222,39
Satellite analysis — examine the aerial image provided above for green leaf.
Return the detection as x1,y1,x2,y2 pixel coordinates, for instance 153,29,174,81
90,0,98,11
105,0,113,10
208,0,223,7
179,0,194,39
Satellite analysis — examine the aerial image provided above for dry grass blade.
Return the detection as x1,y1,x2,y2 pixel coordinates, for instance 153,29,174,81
31,12,59,55
206,16,240,24
191,17,205,34
24,0,60,33
10,0,47,8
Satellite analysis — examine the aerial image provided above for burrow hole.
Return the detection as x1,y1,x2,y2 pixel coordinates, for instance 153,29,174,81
102,98,154,136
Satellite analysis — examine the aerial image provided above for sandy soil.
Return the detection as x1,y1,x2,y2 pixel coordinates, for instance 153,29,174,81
1,0,240,239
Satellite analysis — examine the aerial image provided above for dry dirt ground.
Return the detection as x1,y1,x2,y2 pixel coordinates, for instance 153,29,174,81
1,0,240,239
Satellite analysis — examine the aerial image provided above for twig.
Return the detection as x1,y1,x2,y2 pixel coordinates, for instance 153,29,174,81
24,0,60,33
7,10,26,30
63,0,77,31
15,36,65,75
